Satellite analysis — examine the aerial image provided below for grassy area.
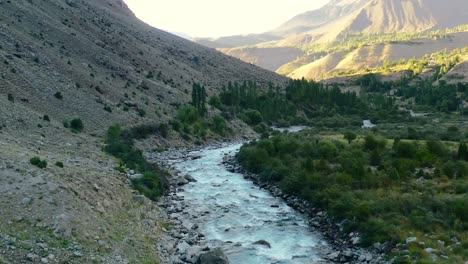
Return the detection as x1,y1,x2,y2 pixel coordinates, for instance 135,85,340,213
237,130,467,263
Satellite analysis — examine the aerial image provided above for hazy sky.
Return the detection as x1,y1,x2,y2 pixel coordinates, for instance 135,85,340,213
124,0,329,38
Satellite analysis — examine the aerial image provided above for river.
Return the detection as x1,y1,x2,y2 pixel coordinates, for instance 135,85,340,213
168,143,333,263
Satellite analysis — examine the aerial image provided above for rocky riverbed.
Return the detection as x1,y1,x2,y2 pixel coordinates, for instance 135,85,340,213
148,142,389,264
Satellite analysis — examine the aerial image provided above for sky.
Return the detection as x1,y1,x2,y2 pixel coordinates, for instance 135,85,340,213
124,0,329,39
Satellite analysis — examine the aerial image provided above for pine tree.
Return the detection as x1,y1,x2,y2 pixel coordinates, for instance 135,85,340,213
458,142,468,161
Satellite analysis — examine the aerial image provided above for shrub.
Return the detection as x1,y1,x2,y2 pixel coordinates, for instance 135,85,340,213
63,120,70,128
241,110,263,126
55,161,64,168
212,115,227,135
54,92,63,99
104,105,112,113
7,93,14,102
30,157,47,169
159,123,169,138
43,115,50,122
170,120,181,132
137,108,146,117
70,118,84,132
208,96,222,109
177,105,199,124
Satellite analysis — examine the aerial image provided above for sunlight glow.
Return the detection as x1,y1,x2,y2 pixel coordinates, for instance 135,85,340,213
124,0,329,38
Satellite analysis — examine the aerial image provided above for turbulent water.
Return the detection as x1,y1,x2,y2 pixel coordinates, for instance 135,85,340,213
172,143,333,263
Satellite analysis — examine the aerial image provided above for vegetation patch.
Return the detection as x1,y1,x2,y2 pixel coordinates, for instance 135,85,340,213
105,125,168,200
237,131,468,262
30,157,47,169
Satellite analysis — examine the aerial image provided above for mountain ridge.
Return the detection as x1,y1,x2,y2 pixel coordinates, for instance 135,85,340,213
194,0,468,80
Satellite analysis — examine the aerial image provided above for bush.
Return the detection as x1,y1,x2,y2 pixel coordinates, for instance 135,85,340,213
54,92,63,99
30,157,47,169
170,120,181,132
177,105,199,124
70,118,84,132
55,161,64,168
43,115,50,122
208,96,222,109
241,110,263,126
137,108,146,117
63,120,70,128
159,123,169,138
212,115,227,135
104,105,112,113
7,93,14,102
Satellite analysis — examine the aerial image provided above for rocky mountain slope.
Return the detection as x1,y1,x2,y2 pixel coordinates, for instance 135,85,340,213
195,0,468,79
0,0,286,263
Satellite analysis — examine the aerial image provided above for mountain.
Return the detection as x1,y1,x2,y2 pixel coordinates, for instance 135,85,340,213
275,0,468,41
0,0,286,262
198,0,468,79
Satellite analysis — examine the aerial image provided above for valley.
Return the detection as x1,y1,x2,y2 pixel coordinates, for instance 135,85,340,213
0,0,467,263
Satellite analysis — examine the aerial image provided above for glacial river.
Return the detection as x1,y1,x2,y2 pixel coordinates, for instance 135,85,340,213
172,143,333,263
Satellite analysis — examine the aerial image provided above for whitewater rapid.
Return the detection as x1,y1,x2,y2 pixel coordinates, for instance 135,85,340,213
171,143,332,263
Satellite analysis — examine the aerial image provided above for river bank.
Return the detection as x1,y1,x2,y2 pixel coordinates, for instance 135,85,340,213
147,140,389,264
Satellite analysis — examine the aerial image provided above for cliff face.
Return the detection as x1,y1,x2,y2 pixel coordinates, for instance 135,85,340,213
0,0,286,263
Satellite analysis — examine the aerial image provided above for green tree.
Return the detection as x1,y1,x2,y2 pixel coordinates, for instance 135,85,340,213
458,142,468,161
344,131,357,144
70,118,84,133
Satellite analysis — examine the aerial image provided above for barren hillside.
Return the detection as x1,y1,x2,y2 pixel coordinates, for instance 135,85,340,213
0,0,286,263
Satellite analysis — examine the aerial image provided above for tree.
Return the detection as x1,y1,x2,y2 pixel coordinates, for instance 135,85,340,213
458,142,468,161
191,83,207,116
344,131,357,144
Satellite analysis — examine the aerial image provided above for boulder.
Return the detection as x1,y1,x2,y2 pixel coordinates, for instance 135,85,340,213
326,251,340,261
252,240,271,249
184,174,197,183
177,178,189,186
406,237,417,244
351,236,361,245
196,248,229,264
129,174,143,180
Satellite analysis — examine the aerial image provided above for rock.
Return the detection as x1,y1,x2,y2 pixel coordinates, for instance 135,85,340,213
252,240,271,248
326,251,340,261
196,248,229,264
21,197,32,205
133,195,145,203
373,242,382,250
424,248,437,254
177,178,189,186
129,174,143,180
124,101,137,107
358,253,372,262
26,253,37,261
41,257,49,263
351,236,361,245
406,237,417,244
176,241,190,254
93,183,101,191
184,174,197,183
437,240,445,247
342,250,353,259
